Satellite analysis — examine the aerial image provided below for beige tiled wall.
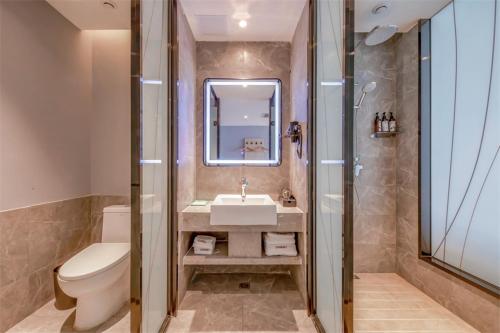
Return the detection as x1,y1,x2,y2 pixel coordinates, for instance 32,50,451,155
195,42,291,200
0,195,129,332
353,34,398,273
395,25,500,333
177,5,197,212
289,3,309,303
177,3,197,304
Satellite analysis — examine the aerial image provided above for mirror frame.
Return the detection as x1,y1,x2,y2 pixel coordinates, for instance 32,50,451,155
203,78,282,166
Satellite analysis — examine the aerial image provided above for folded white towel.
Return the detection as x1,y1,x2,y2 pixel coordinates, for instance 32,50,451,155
194,247,214,255
193,235,216,249
265,232,295,241
265,243,297,256
264,234,296,245
194,235,216,245
193,235,216,255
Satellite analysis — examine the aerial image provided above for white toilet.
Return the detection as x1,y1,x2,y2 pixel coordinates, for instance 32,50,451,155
58,205,131,331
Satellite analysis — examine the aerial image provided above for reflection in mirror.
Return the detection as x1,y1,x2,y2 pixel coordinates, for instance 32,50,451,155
204,79,281,166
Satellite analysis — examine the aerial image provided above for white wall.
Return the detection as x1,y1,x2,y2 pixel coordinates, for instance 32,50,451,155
90,30,131,197
219,98,270,126
0,1,131,211
0,0,92,211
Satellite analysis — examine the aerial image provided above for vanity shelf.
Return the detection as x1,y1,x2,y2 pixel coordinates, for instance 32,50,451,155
179,201,304,232
371,131,399,138
183,242,302,266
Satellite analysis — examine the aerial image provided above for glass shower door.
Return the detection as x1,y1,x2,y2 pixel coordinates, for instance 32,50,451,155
312,0,354,332
131,0,173,331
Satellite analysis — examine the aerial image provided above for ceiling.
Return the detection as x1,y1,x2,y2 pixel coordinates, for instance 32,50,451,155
46,0,131,30
179,0,308,42
355,0,450,32
45,0,449,36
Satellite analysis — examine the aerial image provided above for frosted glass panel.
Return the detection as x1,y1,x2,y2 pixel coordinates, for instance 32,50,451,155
429,0,499,288
141,0,169,331
315,0,344,331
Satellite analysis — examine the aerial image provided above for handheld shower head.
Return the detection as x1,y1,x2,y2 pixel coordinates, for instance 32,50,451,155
355,81,377,110
362,81,377,93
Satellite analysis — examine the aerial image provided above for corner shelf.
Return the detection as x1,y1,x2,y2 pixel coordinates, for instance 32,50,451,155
371,131,399,138
183,242,302,266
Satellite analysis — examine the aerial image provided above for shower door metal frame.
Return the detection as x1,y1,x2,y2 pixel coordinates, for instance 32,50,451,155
307,0,355,331
130,1,142,330
130,0,179,331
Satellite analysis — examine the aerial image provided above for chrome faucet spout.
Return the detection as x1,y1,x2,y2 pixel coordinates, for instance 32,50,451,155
240,177,248,202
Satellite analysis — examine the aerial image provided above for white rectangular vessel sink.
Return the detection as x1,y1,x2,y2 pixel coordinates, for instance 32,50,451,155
210,194,277,225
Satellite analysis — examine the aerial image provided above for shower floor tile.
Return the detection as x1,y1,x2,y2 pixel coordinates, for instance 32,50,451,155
354,273,479,332
167,273,316,333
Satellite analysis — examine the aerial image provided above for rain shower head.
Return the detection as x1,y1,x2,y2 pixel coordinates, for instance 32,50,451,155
365,25,398,46
354,81,377,110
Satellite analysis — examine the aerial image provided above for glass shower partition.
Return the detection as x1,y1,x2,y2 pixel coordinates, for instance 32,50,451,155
131,0,174,331
420,0,500,295
311,0,354,331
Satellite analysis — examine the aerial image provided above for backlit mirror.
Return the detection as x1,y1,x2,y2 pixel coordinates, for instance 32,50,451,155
203,79,281,166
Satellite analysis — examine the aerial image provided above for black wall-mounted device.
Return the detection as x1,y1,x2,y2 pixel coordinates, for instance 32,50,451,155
285,121,302,159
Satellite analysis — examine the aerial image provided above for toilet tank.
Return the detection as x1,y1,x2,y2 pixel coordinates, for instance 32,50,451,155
102,205,131,243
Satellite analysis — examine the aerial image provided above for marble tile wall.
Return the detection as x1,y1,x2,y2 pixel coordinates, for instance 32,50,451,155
195,42,291,200
289,3,309,303
176,5,198,305
353,34,397,273
395,26,500,333
0,195,129,332
177,4,197,211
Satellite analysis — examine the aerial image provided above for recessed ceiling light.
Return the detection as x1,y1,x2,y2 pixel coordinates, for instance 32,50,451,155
239,20,248,28
244,115,248,119
371,2,390,16
102,1,117,9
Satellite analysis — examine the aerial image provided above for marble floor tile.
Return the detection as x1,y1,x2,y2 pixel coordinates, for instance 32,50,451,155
6,300,129,333
168,273,313,333
6,273,476,333
354,273,478,333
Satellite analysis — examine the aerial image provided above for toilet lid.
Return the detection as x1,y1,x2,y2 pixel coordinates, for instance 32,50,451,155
59,243,130,281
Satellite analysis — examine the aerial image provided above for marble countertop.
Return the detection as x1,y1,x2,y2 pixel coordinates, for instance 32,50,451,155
182,201,303,215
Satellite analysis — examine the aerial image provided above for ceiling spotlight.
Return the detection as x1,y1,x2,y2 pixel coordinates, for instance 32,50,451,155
239,20,248,28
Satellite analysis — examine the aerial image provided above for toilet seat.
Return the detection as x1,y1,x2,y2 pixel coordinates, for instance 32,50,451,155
59,243,130,281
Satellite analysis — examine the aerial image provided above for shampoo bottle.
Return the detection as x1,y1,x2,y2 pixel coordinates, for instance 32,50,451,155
389,112,397,132
381,112,389,132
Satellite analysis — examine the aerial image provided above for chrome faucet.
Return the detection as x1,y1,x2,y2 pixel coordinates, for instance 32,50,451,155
240,177,248,202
